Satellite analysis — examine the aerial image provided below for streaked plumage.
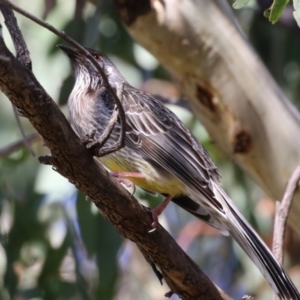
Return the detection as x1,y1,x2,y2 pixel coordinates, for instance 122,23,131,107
59,44,300,300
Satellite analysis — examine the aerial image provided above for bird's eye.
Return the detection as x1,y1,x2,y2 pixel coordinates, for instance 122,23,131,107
94,54,101,61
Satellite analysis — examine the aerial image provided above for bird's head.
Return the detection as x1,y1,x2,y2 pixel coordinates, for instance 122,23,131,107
58,44,123,92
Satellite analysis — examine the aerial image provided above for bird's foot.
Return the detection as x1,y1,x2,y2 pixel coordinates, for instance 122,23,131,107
111,172,136,193
148,195,173,232
110,171,145,195
149,209,160,231
80,130,99,149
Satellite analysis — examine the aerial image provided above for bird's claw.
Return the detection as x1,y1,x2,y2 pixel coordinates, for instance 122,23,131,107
145,207,159,233
150,209,159,230
110,172,136,195
81,130,97,147
81,130,106,150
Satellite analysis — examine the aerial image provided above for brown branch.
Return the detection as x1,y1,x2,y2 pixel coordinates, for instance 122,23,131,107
0,22,231,300
0,0,126,157
272,165,300,300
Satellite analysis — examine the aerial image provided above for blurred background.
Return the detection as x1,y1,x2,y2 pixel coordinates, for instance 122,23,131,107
0,0,300,299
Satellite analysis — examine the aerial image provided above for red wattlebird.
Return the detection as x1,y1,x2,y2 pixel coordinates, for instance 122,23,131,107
59,44,300,300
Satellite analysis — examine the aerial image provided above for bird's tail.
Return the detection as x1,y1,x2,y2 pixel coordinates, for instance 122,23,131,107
213,183,300,300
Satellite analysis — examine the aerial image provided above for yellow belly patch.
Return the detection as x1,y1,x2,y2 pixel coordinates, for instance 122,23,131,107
100,156,185,196
101,158,128,173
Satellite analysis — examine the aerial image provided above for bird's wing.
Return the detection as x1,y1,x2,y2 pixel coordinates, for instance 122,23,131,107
122,87,225,216
123,88,220,181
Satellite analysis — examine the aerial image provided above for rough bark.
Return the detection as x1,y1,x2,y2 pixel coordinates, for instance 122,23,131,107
0,28,231,300
113,0,300,234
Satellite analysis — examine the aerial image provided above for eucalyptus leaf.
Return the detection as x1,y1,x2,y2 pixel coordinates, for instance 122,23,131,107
265,0,290,24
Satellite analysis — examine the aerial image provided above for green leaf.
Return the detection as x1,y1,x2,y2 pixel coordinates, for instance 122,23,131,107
232,0,251,9
293,0,300,27
95,213,123,300
264,8,271,19
264,0,290,24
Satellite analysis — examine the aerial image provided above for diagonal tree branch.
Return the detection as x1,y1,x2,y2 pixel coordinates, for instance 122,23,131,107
0,23,231,300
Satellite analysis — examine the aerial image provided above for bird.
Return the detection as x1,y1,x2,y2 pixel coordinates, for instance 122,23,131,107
58,44,300,300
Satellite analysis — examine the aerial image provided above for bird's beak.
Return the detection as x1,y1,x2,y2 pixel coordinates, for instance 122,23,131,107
57,44,81,60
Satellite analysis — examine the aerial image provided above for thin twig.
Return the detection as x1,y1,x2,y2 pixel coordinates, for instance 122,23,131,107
272,165,300,300
79,83,124,154
81,102,119,151
272,165,300,263
12,105,35,156
94,81,125,156
98,105,119,147
0,0,126,156
0,132,40,158
0,3,31,69
0,5,35,156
